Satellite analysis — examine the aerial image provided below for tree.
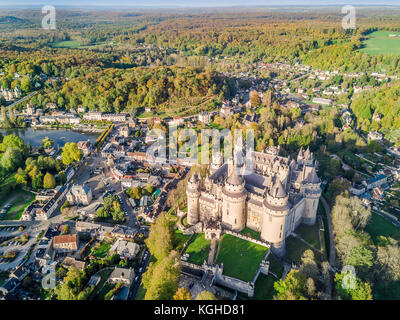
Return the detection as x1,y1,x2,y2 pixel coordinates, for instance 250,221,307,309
250,90,261,107
15,168,28,186
142,251,181,300
1,147,22,172
61,142,82,165
42,137,54,149
1,106,12,129
145,212,173,261
334,272,372,300
0,134,24,152
196,291,216,300
300,249,319,282
273,270,307,300
173,287,192,300
43,172,56,189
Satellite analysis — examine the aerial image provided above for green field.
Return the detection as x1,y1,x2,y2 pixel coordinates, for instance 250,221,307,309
50,40,83,48
184,233,211,265
365,212,400,244
361,31,400,55
0,189,35,221
215,234,269,282
50,40,109,49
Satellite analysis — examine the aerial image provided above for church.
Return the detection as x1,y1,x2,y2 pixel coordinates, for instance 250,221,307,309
186,146,322,256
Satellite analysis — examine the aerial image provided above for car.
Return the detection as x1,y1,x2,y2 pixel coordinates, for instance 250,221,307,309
135,276,139,282
139,267,143,273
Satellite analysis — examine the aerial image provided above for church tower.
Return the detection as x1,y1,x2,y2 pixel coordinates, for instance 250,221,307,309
221,164,247,232
187,173,200,225
261,178,290,257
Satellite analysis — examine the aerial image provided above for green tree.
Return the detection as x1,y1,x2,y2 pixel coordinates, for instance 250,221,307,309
61,142,82,165
273,270,308,300
43,172,56,189
334,272,373,300
196,291,216,300
1,147,22,172
42,137,54,149
142,251,180,300
145,212,173,261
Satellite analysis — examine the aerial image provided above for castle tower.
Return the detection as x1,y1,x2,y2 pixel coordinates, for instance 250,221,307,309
187,173,200,225
301,166,321,225
221,164,247,232
261,178,290,257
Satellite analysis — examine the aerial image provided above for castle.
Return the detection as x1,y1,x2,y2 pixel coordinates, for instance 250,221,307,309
186,146,322,257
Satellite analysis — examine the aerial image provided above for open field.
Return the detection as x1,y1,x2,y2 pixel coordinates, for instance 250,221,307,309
361,31,400,55
215,234,268,282
184,233,210,265
0,189,35,221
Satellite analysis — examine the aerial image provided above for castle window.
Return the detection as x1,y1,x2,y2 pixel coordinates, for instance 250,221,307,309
235,218,237,224
279,232,282,238
280,224,283,231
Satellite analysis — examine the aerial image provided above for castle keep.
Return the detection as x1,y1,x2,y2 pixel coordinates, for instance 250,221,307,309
186,147,322,256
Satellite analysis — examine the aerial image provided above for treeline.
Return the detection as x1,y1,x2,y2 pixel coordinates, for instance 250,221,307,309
35,66,234,114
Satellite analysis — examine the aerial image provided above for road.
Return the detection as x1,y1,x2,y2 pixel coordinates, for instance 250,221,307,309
129,248,151,300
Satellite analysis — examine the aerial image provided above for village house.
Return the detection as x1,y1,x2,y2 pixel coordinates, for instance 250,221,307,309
108,267,135,286
110,239,140,259
52,234,79,253
66,184,93,206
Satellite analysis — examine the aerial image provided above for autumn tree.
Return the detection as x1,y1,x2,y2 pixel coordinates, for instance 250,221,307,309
196,291,216,300
43,172,56,189
173,287,192,300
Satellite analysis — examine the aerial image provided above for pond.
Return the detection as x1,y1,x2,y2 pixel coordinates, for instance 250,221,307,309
0,128,99,148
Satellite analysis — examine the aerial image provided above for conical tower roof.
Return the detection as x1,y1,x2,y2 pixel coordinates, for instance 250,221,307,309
307,167,320,184
270,179,287,198
227,166,243,186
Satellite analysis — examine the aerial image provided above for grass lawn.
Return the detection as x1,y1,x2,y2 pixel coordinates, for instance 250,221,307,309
361,31,400,55
184,233,211,265
252,274,276,300
91,242,111,258
174,229,192,252
365,212,400,244
215,234,269,282
240,227,261,240
1,189,35,220
286,235,321,264
295,222,320,249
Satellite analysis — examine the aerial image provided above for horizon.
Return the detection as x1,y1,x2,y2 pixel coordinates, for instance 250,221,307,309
0,0,400,9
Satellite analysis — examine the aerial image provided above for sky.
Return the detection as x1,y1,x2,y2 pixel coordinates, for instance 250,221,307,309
0,0,399,8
